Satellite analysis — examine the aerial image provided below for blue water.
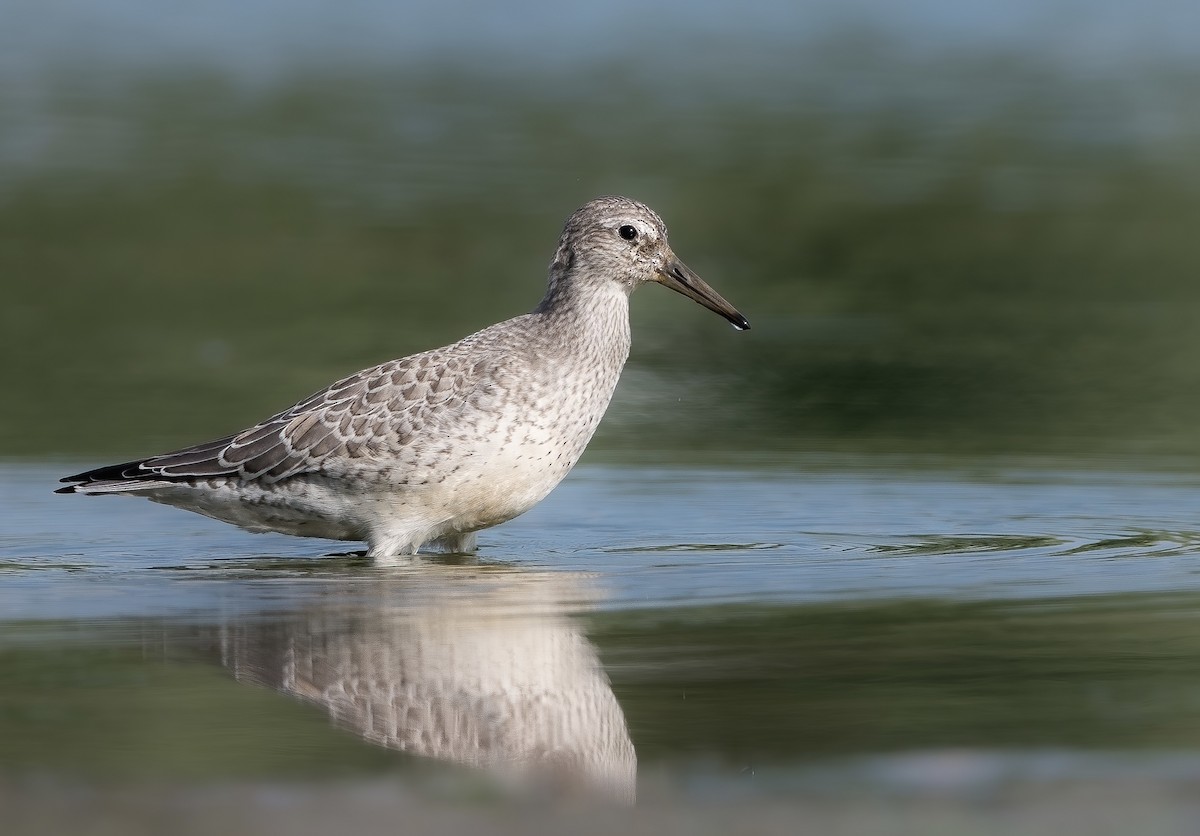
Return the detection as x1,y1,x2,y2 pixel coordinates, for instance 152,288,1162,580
7,459,1200,620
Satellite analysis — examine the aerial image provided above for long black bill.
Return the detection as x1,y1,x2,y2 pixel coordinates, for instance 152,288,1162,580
657,256,750,331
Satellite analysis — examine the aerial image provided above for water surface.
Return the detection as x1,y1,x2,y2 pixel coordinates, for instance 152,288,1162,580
5,458,1200,822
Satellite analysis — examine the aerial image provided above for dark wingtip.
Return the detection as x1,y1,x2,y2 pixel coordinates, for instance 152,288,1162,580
730,315,751,331
57,460,151,495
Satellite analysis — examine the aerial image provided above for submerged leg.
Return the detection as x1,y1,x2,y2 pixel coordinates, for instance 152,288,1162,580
366,530,421,559
427,531,478,555
366,526,478,558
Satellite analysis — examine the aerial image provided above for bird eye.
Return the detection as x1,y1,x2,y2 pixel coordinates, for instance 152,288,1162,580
618,225,638,241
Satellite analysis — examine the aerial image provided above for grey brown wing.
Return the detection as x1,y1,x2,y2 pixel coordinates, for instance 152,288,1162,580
60,350,482,489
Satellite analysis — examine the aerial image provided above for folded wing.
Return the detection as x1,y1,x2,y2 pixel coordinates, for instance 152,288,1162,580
58,348,484,493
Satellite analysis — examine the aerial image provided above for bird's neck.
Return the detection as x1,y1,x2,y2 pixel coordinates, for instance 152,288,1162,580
533,269,632,367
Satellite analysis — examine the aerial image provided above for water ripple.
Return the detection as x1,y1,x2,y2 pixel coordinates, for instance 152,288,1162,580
871,534,1064,556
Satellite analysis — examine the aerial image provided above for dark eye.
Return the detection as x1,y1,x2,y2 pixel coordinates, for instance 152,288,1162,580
618,225,638,241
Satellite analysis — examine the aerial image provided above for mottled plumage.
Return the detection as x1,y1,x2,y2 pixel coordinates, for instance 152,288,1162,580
219,570,636,802
58,196,749,556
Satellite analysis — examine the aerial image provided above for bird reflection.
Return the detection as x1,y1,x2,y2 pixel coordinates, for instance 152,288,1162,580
215,565,636,802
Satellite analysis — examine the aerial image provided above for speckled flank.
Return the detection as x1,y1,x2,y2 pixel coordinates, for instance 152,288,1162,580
58,196,749,557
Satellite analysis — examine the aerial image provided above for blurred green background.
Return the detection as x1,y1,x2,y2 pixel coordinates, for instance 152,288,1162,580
3,2,1200,460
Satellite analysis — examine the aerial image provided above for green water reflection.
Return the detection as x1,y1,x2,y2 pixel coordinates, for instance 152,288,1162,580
598,594,1200,763
5,590,1200,790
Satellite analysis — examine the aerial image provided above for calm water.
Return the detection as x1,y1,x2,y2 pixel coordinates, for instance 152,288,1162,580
6,1,1200,830
5,456,1200,824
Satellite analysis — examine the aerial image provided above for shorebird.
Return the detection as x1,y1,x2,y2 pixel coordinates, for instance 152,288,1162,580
58,196,749,557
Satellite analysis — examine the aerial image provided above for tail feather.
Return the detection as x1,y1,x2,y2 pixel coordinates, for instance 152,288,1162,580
56,477,178,495
60,459,152,484
58,432,242,495
57,458,190,495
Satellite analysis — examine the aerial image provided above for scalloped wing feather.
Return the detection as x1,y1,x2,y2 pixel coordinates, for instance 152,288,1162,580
63,346,486,490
